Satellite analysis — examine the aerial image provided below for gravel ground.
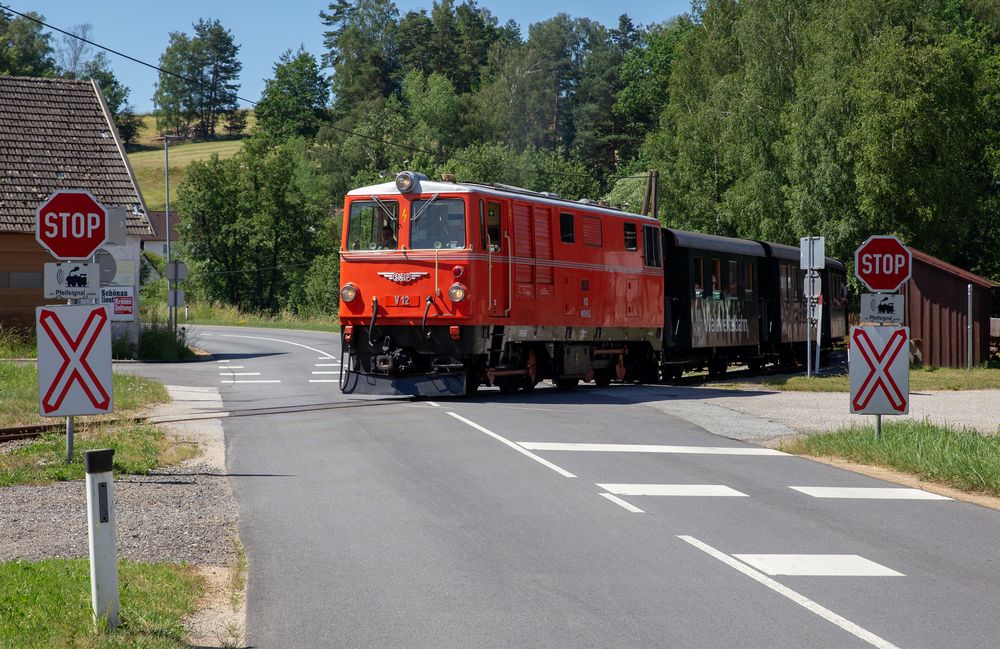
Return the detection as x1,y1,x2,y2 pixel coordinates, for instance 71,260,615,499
0,385,238,565
0,460,235,563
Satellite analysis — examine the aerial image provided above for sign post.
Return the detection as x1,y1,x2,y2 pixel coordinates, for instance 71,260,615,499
800,237,824,377
852,236,912,439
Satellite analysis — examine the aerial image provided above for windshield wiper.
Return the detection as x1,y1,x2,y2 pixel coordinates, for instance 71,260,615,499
370,195,397,223
410,193,439,223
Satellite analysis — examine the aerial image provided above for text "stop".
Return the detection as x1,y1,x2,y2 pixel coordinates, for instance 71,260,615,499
42,211,102,239
859,253,908,276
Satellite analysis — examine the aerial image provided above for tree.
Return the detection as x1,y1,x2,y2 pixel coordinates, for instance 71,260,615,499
152,19,243,138
255,48,330,141
320,0,400,115
55,23,92,78
0,9,56,76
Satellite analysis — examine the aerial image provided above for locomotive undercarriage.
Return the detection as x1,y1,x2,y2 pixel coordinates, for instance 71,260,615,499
341,324,662,397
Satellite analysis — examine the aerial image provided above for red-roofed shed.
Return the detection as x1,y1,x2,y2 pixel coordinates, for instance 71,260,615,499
903,248,998,368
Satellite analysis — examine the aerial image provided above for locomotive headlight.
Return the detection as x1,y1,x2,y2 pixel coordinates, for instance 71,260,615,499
395,171,416,193
340,283,359,303
448,283,468,302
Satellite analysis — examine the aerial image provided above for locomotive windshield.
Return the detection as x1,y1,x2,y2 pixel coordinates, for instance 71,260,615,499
347,200,398,250
410,198,466,249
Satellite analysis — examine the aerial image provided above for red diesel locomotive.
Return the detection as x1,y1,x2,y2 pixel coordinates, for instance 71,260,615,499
338,171,665,396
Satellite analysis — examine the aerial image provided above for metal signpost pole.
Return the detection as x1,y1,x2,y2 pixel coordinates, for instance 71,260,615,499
164,137,172,336
967,283,973,371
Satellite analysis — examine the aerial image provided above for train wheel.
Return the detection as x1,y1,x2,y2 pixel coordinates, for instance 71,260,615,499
595,373,611,388
497,378,517,395
555,378,579,389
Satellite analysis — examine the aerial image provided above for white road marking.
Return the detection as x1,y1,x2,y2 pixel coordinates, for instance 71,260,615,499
598,484,749,497
218,334,337,359
426,401,440,407
309,379,339,383
311,371,338,375
315,363,340,367
733,554,904,577
220,365,245,369
599,493,644,513
678,536,902,649
446,412,576,478
220,380,281,384
216,359,229,363
518,442,786,456
219,372,260,376
203,333,213,336
790,486,950,500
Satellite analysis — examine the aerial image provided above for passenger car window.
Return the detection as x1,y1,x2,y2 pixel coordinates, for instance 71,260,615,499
711,258,721,299
728,260,738,298
694,257,704,298
642,226,661,267
410,198,466,249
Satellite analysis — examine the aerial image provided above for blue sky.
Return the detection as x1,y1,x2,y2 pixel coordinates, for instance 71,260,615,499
16,0,691,113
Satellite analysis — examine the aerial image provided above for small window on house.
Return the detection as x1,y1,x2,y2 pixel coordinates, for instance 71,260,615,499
623,223,637,251
582,215,602,247
642,226,662,267
728,260,738,298
10,272,41,289
694,256,704,298
560,213,574,243
711,259,721,299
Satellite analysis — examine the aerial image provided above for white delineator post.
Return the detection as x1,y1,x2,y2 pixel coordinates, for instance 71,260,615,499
85,449,120,630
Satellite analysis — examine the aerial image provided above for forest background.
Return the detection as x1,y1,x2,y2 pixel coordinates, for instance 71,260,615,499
3,0,999,316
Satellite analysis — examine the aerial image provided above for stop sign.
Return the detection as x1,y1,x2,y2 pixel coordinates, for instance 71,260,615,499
854,235,911,292
35,190,109,260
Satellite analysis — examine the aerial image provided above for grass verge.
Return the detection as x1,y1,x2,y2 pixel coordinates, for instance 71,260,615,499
751,365,1000,392
780,420,1000,496
128,139,246,212
0,424,199,486
162,302,340,333
0,361,169,428
0,325,35,359
0,558,202,649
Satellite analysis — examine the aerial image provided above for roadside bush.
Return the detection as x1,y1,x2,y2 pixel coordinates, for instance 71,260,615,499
140,321,195,361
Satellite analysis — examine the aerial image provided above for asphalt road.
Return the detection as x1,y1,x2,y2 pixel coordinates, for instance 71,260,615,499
124,324,1000,649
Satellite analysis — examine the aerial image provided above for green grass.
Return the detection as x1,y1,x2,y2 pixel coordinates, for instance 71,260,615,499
160,302,340,333
781,420,1000,496
0,424,199,486
131,113,256,149
128,139,246,212
0,325,35,359
0,361,169,428
750,366,1000,392
0,558,202,648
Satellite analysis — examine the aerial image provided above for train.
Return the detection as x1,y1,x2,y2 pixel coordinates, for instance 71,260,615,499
338,171,848,396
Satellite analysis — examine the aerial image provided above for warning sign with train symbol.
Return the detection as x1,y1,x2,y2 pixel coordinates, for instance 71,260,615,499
860,293,904,324
43,262,99,299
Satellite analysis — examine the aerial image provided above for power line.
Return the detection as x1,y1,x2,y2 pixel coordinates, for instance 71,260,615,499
0,4,653,186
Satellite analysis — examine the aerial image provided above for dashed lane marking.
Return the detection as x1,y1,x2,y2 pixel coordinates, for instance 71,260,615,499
789,486,950,500
311,371,338,375
732,554,904,577
599,493,644,513
426,401,440,407
598,484,749,497
315,363,340,367
219,372,260,376
518,442,787,456
220,380,281,384
678,536,902,649
309,380,338,383
219,365,245,369
446,412,576,478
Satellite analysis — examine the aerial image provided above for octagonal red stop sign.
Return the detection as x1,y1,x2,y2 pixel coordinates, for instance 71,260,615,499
854,235,911,292
35,190,109,260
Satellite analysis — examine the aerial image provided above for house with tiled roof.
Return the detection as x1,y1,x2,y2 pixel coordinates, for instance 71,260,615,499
0,76,153,344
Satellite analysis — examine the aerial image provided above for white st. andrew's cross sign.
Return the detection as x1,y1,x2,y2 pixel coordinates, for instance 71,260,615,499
36,305,113,417
849,325,909,415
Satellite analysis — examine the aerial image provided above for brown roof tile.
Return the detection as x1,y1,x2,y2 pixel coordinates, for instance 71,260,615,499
0,76,153,235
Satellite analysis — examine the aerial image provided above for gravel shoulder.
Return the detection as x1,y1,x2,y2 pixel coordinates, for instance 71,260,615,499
0,384,245,648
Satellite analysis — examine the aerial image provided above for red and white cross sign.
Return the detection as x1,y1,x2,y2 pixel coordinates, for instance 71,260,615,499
849,326,909,415
36,305,113,417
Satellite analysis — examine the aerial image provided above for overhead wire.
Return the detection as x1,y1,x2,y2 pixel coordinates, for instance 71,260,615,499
0,4,656,186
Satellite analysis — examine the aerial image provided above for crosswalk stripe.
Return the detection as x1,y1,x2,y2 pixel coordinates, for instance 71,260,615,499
732,554,904,577
789,486,950,500
517,442,786,456
597,484,749,497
